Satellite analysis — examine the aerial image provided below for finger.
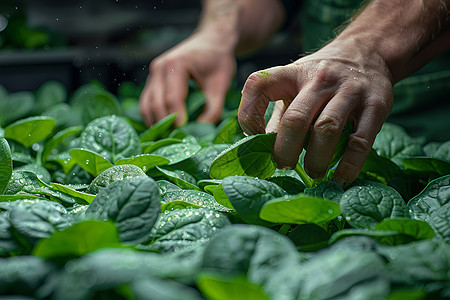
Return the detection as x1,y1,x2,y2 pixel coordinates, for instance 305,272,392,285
239,66,299,135
197,73,230,124
303,85,361,179
148,72,168,125
164,65,189,126
139,79,153,126
333,97,390,187
273,83,336,169
266,100,287,133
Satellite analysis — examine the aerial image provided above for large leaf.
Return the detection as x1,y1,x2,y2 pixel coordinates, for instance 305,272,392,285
0,138,12,194
210,133,277,179
340,181,409,229
143,208,230,253
427,203,450,242
260,194,341,225
33,220,122,259
4,116,56,148
80,115,141,162
86,176,161,244
222,176,286,226
407,174,450,220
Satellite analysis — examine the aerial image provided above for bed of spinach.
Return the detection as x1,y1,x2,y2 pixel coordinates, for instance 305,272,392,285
0,80,449,300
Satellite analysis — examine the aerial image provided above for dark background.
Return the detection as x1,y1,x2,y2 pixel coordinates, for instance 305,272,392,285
0,0,301,94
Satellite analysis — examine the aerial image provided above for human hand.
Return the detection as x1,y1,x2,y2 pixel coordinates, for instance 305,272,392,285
139,31,236,127
238,39,394,186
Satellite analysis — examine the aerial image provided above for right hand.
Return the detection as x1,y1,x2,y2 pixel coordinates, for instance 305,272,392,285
139,30,236,127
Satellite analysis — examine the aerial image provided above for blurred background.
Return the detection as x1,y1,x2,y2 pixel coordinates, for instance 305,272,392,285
0,0,300,94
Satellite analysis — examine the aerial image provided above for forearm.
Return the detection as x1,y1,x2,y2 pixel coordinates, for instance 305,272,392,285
197,0,285,56
335,0,450,83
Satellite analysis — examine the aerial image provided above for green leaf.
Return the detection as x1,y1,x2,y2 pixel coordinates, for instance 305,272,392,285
140,113,177,142
213,183,234,209
161,190,230,212
340,181,409,229
5,170,41,195
210,133,277,179
427,203,450,242
33,220,122,259
34,80,67,113
86,176,161,243
41,125,83,164
407,174,450,220
198,275,270,300
151,138,202,165
260,194,341,225
0,138,12,194
222,176,286,226
0,91,34,127
80,115,141,162
156,167,200,191
374,218,435,240
145,208,230,254
213,118,242,144
69,148,113,177
402,156,450,178
361,149,404,184
267,175,305,195
114,153,170,173
142,138,181,154
304,181,344,202
287,223,329,251
86,164,147,194
50,182,95,204
5,116,56,148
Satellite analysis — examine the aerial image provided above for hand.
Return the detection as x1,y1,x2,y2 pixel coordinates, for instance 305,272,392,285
139,30,236,127
238,38,394,186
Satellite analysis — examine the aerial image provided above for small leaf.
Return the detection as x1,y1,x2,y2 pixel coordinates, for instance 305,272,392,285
210,133,277,179
69,148,113,177
260,194,341,225
5,116,56,148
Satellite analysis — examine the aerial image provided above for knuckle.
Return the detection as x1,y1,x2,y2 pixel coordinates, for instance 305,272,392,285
347,133,372,155
281,107,310,131
314,113,343,137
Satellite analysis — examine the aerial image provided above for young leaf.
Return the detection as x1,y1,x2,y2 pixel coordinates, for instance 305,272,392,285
156,167,200,191
41,125,83,164
340,181,409,229
0,138,12,194
86,176,161,244
222,176,286,226
80,115,141,162
210,133,277,179
213,118,243,145
50,182,95,204
32,220,122,259
4,116,56,148
114,153,170,173
260,194,341,225
140,113,177,142
69,148,113,177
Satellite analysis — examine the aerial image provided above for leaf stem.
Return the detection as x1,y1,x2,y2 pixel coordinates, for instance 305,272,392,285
294,163,314,188
278,224,291,235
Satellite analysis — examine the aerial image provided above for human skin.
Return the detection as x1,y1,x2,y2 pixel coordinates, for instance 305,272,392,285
238,0,450,186
139,0,285,127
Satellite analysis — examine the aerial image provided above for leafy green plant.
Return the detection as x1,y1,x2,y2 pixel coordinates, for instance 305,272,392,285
0,81,448,300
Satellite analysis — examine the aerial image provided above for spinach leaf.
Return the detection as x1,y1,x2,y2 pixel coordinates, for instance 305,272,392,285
0,256,55,298
80,115,141,162
14,163,51,183
427,203,450,242
32,220,123,260
69,148,113,176
140,113,177,142
402,156,450,178
304,181,344,202
213,183,234,209
210,133,277,180
222,176,286,226
287,223,329,251
267,175,305,195
407,174,450,220
372,123,424,165
5,170,41,195
361,149,404,184
260,194,341,225
0,138,12,194
50,182,95,204
41,126,83,165
155,167,200,191
151,137,202,165
213,117,243,144
198,275,270,300
4,116,56,148
34,80,67,114
161,190,230,212
0,213,22,255
86,176,161,244
86,164,147,194
201,224,302,300
340,181,409,229
0,91,34,127
114,153,170,173
143,208,230,254
7,199,72,245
